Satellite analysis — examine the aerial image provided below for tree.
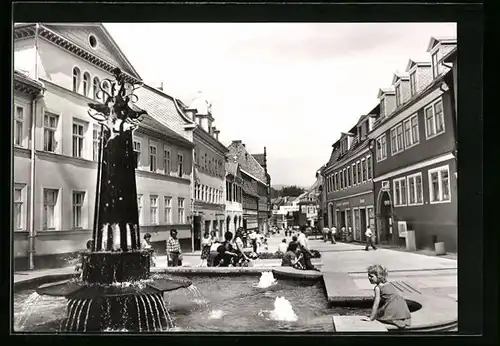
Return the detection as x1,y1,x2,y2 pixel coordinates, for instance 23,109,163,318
279,185,305,197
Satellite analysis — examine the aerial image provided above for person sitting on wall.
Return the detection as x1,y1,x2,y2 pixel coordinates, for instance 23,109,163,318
233,229,250,266
281,242,304,270
298,226,320,271
166,229,182,267
75,239,94,277
208,240,221,267
214,231,238,267
287,235,299,252
277,239,288,254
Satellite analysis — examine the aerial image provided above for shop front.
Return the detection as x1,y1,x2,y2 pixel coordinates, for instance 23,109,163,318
243,210,258,231
333,192,375,242
193,203,225,250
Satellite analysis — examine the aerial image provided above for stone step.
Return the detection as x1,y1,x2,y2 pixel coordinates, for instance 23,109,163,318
332,316,388,332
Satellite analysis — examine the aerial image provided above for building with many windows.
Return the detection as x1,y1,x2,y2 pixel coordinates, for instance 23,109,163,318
323,109,377,242
369,37,457,251
189,93,229,250
227,141,271,233
13,23,194,269
224,161,243,234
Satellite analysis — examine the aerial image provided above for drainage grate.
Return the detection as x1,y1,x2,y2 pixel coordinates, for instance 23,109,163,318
390,281,421,294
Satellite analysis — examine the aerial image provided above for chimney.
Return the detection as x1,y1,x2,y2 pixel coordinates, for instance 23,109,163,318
232,140,242,145
214,129,220,141
156,81,164,91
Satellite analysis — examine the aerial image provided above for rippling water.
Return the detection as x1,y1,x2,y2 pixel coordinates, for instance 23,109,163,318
14,275,372,332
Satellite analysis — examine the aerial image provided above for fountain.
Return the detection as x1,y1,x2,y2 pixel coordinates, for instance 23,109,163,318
254,271,277,289
34,68,191,332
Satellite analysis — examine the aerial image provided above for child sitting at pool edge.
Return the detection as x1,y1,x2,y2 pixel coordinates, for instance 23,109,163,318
361,264,411,329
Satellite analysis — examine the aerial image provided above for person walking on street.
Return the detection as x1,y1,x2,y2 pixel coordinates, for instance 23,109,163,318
166,229,183,266
365,225,377,251
331,225,337,244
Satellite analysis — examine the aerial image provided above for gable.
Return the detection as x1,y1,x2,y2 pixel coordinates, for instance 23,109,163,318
43,23,140,80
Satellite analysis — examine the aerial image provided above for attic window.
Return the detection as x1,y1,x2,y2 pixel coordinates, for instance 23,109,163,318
89,34,98,49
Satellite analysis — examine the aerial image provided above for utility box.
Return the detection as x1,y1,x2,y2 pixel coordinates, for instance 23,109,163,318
435,242,446,256
405,230,416,251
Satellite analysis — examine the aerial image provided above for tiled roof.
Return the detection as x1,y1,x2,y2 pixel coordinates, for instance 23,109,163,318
139,113,194,149
252,153,265,167
227,142,267,183
135,86,193,141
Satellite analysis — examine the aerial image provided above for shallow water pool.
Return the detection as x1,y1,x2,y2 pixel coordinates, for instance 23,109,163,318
14,274,373,332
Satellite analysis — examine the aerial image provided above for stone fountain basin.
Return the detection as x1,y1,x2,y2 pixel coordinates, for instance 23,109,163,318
36,278,192,299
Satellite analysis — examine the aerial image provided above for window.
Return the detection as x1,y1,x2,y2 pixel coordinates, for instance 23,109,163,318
14,105,24,147
83,72,91,97
102,81,110,98
178,198,185,223
133,140,141,168
409,71,417,96
334,173,338,191
43,189,58,230
72,67,81,93
425,99,445,139
347,166,351,187
391,124,404,154
135,194,143,225
14,186,25,230
407,173,423,205
395,83,401,107
352,164,357,186
194,150,198,166
428,165,451,203
376,134,387,161
204,153,208,170
72,122,85,158
164,197,172,223
149,145,157,172
393,178,407,207
403,114,419,148
72,192,85,228
340,170,344,190
361,159,366,183
344,169,347,189
92,124,101,161
178,154,184,177
367,156,372,180
44,113,58,152
380,98,385,118
163,149,171,174
150,195,158,224
431,51,439,78
93,77,100,100
357,161,361,185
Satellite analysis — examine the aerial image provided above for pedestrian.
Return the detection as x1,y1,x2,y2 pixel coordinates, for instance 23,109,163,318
331,225,337,244
340,226,347,242
208,239,221,267
249,229,258,253
142,233,156,267
365,225,377,251
361,264,411,329
199,231,212,267
166,229,182,267
297,226,320,271
322,227,329,242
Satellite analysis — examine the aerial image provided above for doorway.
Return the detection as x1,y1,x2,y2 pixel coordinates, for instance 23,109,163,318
360,208,367,241
219,220,224,237
193,216,202,251
226,216,230,235
378,191,392,244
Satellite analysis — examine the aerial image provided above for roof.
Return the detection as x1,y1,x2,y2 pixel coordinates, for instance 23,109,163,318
392,72,410,84
139,113,194,149
378,87,395,98
252,153,266,167
426,36,457,52
441,46,457,63
227,141,267,183
405,58,432,72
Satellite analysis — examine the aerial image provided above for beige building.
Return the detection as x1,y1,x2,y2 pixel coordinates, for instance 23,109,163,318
13,23,195,270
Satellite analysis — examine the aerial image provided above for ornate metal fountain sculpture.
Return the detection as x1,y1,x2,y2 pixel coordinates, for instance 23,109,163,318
36,68,191,332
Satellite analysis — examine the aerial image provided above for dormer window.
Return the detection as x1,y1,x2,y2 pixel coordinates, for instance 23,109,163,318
395,83,402,107
380,98,386,118
431,51,439,78
409,70,417,96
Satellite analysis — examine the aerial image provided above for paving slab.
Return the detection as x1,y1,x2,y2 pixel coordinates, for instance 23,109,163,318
332,316,388,332
323,272,372,302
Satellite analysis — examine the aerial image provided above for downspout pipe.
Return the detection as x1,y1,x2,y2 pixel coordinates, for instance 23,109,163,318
28,23,41,270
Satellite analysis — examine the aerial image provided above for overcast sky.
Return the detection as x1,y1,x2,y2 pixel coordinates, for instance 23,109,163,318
105,23,456,188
